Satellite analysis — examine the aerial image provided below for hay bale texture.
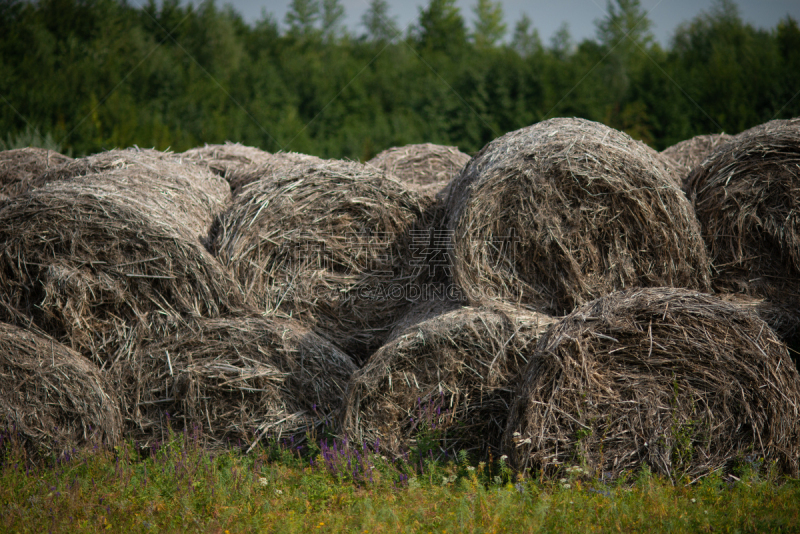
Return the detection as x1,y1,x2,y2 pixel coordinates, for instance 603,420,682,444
0,147,72,197
215,159,432,360
0,149,243,361
340,305,555,458
368,143,470,195
445,118,711,316
227,151,325,196
0,323,122,455
686,119,800,344
504,288,800,479
181,142,272,191
661,133,732,177
116,315,357,448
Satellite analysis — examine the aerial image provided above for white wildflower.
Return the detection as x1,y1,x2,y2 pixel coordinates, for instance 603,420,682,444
258,478,269,487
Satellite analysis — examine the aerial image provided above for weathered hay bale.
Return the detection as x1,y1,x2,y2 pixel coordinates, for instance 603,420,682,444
0,323,122,456
340,305,555,458
227,151,325,195
662,133,732,175
215,159,431,361
445,117,711,316
661,133,733,189
368,143,470,191
181,142,272,189
0,150,243,361
505,288,800,480
686,119,800,346
0,147,72,197
116,315,357,448
38,148,230,239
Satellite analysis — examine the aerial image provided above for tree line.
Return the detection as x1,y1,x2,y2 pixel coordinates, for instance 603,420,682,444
1,0,798,158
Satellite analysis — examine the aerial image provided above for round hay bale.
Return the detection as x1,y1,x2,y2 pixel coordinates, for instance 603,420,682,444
0,151,243,361
661,133,733,189
445,117,711,316
37,148,230,239
686,119,800,346
0,147,72,197
117,315,357,448
0,323,122,456
181,142,272,189
340,305,555,458
368,143,470,192
228,151,325,196
504,288,800,479
215,159,431,361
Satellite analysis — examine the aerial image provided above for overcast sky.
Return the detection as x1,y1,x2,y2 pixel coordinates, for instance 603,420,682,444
201,0,800,45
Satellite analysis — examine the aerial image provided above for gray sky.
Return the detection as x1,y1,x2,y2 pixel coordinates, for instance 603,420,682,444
212,0,800,45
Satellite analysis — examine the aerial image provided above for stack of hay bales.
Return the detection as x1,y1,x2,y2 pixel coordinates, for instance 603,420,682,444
181,142,272,193
686,119,800,345
0,147,72,197
341,305,554,458
368,143,470,197
661,133,732,189
0,149,242,360
0,322,122,457
505,288,800,479
214,159,431,361
444,117,711,316
115,315,357,447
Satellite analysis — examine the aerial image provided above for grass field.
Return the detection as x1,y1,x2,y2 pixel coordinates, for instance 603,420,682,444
2,426,799,533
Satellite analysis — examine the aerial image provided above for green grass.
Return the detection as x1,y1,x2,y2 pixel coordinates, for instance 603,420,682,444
2,427,799,533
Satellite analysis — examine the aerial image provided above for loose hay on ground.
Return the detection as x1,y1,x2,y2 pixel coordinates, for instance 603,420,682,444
340,305,554,458
0,322,122,457
504,288,800,480
0,150,243,361
115,315,357,448
0,147,72,197
661,133,732,189
445,117,711,316
214,159,432,361
686,118,800,346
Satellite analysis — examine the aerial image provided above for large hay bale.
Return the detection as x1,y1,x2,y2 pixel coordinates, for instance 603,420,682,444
215,159,431,361
686,119,800,345
340,306,555,458
661,133,733,189
0,323,122,456
445,118,711,315
368,143,470,195
504,288,800,479
227,151,325,196
0,147,72,197
117,315,357,448
0,150,243,360
181,142,272,190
